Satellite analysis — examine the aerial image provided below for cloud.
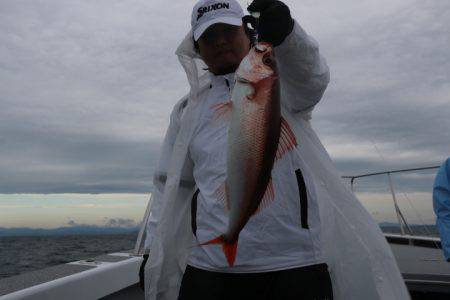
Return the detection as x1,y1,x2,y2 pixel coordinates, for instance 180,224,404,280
0,203,142,209
67,220,77,227
0,0,449,194
0,0,189,193
67,217,138,228
305,0,450,175
0,127,160,193
104,217,137,228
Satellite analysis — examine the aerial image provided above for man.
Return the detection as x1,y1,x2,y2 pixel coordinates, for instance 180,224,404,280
140,1,410,299
433,158,450,261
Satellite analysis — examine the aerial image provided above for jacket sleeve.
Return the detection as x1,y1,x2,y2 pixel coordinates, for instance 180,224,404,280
275,20,330,116
142,98,187,253
433,158,450,261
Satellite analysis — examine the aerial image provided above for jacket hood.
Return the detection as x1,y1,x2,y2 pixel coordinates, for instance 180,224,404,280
175,30,210,102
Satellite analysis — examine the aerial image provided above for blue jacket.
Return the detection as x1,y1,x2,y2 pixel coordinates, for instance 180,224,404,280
433,158,450,261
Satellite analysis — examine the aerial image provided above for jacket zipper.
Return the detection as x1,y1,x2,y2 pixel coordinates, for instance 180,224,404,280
191,189,200,237
295,169,309,229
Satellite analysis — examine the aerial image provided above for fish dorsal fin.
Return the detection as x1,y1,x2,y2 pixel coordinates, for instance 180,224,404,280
275,117,298,161
253,178,275,215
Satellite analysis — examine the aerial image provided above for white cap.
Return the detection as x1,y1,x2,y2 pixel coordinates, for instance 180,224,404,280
191,0,245,41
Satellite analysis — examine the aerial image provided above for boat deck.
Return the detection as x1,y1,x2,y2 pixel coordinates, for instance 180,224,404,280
390,243,450,293
0,264,95,297
0,251,142,299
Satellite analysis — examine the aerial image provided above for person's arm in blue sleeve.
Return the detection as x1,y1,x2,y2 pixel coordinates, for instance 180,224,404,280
433,158,450,261
247,0,330,116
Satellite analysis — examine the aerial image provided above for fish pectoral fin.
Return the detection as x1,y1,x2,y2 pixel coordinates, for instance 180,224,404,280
214,182,230,210
275,117,298,161
199,236,224,246
200,236,238,267
253,178,275,215
210,100,232,124
247,76,275,104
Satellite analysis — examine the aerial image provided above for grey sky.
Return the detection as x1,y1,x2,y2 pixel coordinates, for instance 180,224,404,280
0,0,449,194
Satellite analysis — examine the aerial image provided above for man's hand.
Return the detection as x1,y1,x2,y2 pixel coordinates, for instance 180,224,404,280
139,254,149,291
247,0,294,46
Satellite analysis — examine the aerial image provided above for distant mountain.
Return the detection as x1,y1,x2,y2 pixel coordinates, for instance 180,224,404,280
0,222,439,237
0,225,140,237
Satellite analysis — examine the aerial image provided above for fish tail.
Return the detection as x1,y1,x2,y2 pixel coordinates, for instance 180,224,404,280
200,236,238,267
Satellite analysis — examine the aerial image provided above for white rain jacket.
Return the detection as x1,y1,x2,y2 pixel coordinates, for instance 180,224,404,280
142,21,410,300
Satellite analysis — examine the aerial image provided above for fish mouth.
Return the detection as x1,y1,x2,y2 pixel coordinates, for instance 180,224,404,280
254,42,272,53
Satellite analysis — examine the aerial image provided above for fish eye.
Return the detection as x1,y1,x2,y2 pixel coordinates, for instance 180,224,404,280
263,55,273,65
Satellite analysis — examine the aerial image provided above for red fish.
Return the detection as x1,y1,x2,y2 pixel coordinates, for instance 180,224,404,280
201,42,297,266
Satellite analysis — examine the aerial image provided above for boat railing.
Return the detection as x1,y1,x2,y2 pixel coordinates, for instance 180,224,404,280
342,165,440,242
134,165,442,254
133,194,153,256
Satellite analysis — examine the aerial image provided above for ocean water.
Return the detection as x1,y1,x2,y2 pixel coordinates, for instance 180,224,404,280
0,233,447,299
0,233,138,279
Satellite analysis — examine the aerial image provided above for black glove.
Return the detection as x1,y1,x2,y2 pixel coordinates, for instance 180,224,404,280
247,0,294,46
139,254,149,291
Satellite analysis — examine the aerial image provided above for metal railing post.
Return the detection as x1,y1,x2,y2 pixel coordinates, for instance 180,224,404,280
133,194,153,256
342,165,439,241
387,172,406,236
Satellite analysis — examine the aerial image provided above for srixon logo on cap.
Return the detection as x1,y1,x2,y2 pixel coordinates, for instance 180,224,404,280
197,2,230,20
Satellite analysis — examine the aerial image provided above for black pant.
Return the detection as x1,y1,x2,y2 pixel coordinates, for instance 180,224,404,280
178,263,333,300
